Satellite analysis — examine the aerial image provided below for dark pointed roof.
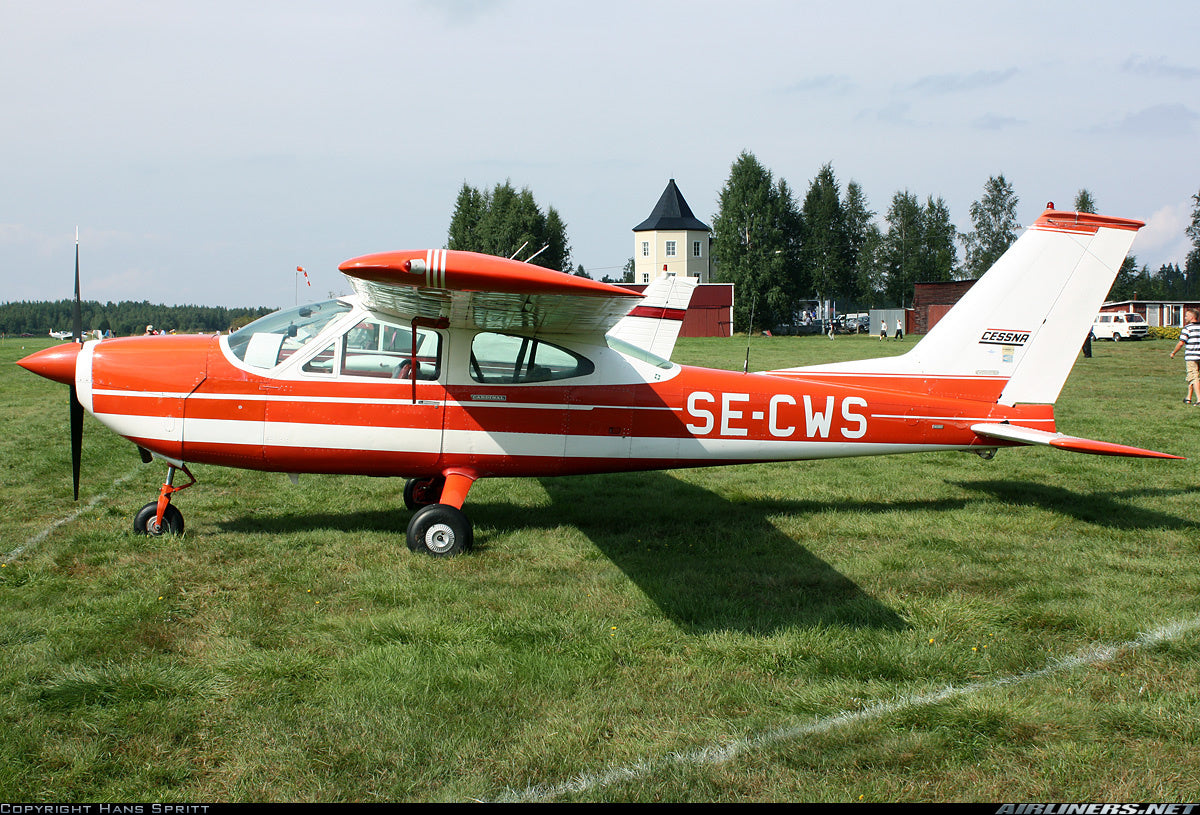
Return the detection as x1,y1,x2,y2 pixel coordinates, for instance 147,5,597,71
633,179,711,232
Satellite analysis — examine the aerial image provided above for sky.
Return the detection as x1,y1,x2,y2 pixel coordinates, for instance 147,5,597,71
2,0,1197,310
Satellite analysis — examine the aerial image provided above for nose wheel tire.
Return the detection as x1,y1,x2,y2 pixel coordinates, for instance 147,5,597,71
406,503,472,557
133,502,185,536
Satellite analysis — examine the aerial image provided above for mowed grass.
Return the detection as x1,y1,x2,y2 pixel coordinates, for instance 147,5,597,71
2,332,1199,802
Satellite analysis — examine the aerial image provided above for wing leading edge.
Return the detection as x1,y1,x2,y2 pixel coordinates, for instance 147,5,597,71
339,249,641,335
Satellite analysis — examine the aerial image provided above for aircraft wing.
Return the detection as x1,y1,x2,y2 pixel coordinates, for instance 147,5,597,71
339,249,642,335
971,423,1182,459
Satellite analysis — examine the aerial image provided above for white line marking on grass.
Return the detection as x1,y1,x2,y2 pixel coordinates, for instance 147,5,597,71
494,615,1200,803
5,469,141,561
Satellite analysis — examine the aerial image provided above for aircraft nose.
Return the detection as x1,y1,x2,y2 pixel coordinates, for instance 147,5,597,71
18,342,81,386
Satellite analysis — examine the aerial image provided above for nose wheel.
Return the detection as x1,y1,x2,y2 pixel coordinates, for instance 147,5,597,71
133,501,184,536
403,469,478,557
132,463,195,537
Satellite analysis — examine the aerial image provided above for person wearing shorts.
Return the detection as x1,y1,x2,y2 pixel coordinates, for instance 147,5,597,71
1170,310,1200,404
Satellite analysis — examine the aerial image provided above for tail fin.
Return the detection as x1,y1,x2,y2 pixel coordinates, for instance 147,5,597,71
607,274,698,360
771,206,1144,405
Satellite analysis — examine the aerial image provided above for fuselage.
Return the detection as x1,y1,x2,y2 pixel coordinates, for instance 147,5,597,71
39,297,1050,481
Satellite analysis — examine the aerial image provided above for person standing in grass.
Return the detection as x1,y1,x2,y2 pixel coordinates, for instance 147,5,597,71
1169,309,1200,404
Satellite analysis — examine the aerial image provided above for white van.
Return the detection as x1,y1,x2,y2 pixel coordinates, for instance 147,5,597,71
1092,312,1148,341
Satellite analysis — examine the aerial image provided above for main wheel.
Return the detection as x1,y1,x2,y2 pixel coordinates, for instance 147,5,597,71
406,503,472,557
404,476,445,511
133,502,184,536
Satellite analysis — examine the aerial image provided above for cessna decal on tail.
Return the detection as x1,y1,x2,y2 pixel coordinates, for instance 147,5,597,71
19,205,1180,557
979,330,1030,346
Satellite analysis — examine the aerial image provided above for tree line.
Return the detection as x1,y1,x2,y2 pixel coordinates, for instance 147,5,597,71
447,157,1200,334
714,156,1200,331
0,299,274,337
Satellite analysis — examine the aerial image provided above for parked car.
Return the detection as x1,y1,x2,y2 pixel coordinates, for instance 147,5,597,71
1092,312,1148,341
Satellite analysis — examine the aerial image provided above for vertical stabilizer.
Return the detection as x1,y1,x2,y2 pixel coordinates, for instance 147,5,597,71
607,275,698,360
768,207,1143,405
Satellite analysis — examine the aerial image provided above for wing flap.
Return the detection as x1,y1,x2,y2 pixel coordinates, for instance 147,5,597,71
971,423,1182,460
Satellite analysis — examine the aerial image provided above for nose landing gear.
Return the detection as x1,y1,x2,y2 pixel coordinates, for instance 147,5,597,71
132,463,195,536
403,468,478,557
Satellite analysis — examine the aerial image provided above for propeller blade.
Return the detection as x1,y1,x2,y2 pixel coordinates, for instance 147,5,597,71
70,229,83,499
72,230,81,343
70,384,83,500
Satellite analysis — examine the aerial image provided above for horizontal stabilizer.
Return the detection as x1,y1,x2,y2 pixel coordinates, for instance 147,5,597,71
971,423,1182,459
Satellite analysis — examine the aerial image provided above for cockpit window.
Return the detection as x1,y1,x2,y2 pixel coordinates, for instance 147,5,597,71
227,300,352,369
341,317,442,380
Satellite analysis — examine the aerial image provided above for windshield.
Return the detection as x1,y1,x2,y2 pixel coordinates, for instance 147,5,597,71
227,300,352,369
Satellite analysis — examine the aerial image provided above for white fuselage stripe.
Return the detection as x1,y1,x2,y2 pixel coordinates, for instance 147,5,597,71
90,388,682,413
94,411,972,461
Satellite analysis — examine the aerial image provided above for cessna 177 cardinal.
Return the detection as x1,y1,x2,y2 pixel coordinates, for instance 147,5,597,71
18,205,1180,556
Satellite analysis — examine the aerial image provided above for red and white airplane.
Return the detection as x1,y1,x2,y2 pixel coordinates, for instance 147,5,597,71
19,205,1180,556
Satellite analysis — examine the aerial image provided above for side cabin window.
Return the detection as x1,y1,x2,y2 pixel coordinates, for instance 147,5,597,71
340,317,442,380
469,332,594,384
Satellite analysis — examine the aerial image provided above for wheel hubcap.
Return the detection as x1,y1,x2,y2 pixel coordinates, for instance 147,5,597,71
425,523,456,554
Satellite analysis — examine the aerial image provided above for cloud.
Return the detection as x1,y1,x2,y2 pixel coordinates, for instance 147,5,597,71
902,68,1018,95
972,113,1026,131
782,74,857,95
1122,55,1200,81
1137,201,1195,267
855,101,923,128
1096,104,1199,137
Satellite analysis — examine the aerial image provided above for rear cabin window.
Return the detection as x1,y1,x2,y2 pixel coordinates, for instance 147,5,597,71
469,332,594,384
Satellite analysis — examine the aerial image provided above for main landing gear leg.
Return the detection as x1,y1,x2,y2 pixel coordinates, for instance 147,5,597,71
132,463,195,536
405,468,478,557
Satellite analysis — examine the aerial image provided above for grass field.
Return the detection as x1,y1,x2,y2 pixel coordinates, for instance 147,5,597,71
2,332,1199,803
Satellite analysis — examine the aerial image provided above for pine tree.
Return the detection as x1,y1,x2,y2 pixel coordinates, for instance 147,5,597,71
1074,189,1097,214
921,196,959,282
1185,188,1200,296
800,163,851,305
711,151,803,331
881,191,924,306
446,181,573,272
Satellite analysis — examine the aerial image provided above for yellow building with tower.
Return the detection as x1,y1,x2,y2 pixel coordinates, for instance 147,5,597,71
632,179,712,284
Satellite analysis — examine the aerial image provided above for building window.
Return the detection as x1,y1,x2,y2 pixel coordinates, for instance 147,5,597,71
642,273,650,283
665,241,677,257
693,241,702,258
641,241,649,257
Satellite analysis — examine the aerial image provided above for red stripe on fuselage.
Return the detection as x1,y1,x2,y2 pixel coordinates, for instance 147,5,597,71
85,334,1053,479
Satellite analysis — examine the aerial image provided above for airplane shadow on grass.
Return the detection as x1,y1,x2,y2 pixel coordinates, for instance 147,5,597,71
952,479,1200,531
217,472,1198,636
505,470,910,636
218,469,909,636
